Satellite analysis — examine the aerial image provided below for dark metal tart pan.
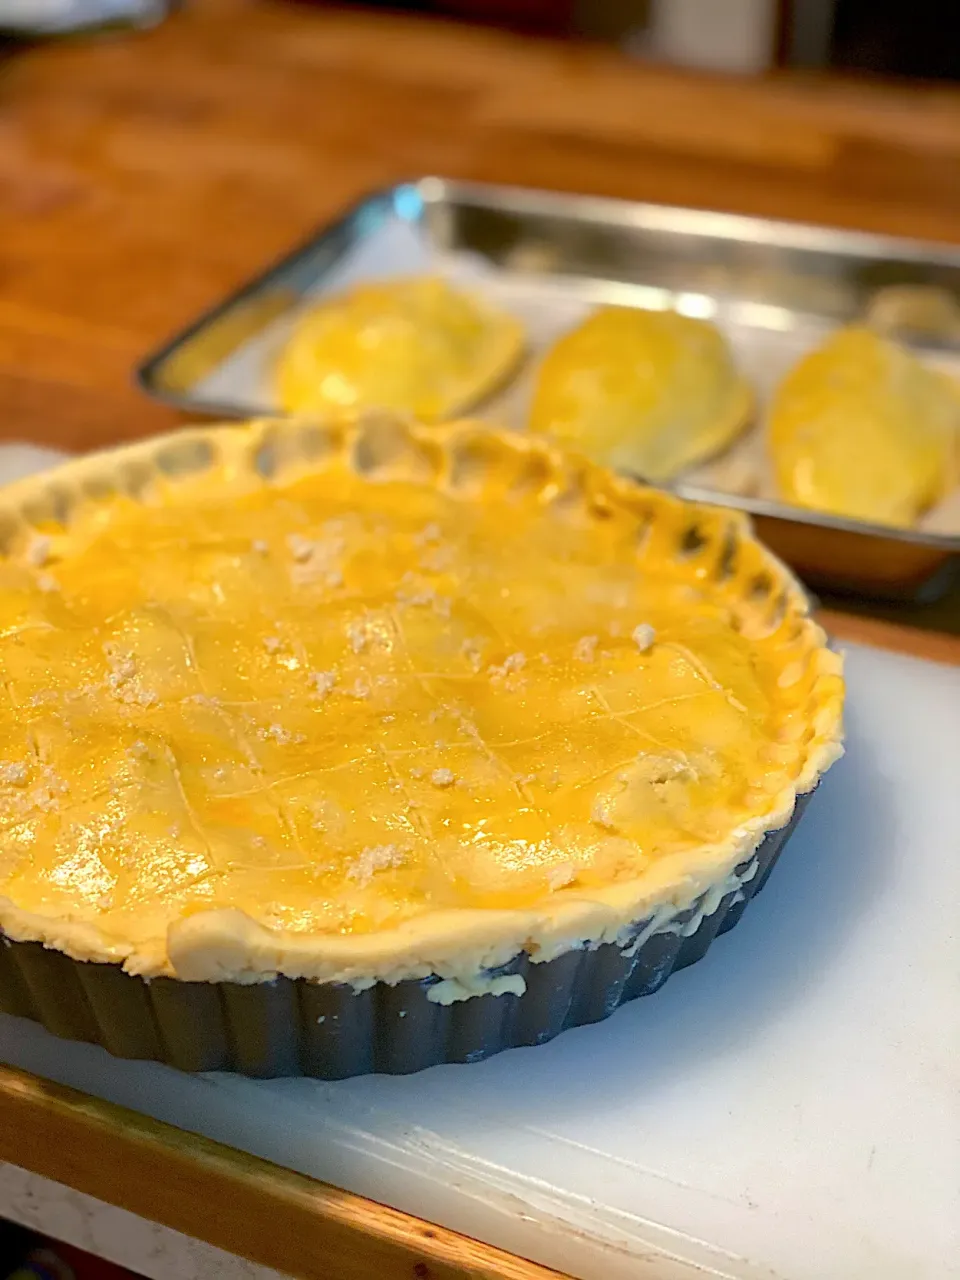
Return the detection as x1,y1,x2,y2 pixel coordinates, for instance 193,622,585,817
0,791,812,1079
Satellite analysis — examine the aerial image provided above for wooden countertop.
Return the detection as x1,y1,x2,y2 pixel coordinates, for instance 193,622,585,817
0,5,959,1278
2,0,959,660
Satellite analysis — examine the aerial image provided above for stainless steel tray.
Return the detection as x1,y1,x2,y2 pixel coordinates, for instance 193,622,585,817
137,178,960,601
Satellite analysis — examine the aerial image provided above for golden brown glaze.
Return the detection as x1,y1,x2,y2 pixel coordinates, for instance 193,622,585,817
0,418,842,982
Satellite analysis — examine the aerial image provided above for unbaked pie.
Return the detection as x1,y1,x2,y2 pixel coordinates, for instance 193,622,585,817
0,415,843,1075
276,276,524,421
528,306,753,482
769,326,959,528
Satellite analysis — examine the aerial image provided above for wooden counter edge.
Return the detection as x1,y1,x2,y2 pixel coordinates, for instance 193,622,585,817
817,609,960,665
0,1063,568,1280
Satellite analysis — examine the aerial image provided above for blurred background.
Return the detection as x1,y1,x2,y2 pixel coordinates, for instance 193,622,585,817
334,0,959,80
1,0,957,80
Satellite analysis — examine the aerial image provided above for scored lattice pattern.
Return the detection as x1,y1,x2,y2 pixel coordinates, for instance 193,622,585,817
0,417,842,981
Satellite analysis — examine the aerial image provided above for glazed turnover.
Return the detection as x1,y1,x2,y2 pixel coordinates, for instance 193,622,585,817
529,306,753,482
276,277,524,421
769,327,959,528
0,416,843,988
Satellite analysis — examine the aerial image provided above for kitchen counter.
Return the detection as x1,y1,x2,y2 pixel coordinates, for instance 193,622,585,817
0,5,958,1277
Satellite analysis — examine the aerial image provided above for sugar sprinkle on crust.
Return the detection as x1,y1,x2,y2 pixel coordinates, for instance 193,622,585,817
632,624,655,653
0,415,843,989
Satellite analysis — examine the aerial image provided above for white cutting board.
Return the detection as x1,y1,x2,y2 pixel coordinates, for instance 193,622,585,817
0,445,958,1280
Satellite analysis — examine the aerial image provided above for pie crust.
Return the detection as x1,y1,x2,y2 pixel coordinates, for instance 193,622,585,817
0,414,843,994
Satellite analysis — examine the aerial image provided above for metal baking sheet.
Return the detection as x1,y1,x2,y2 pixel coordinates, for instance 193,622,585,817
137,178,960,600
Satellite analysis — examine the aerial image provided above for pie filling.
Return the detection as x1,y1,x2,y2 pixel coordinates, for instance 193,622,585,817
0,418,843,984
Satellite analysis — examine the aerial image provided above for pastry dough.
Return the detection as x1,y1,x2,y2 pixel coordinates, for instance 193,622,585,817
277,276,524,421
0,415,842,986
529,306,753,481
769,327,959,527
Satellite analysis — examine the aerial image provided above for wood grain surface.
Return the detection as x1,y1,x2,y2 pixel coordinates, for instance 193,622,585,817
0,6,958,1277
3,0,960,451
1,0,959,657
0,1062,565,1280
